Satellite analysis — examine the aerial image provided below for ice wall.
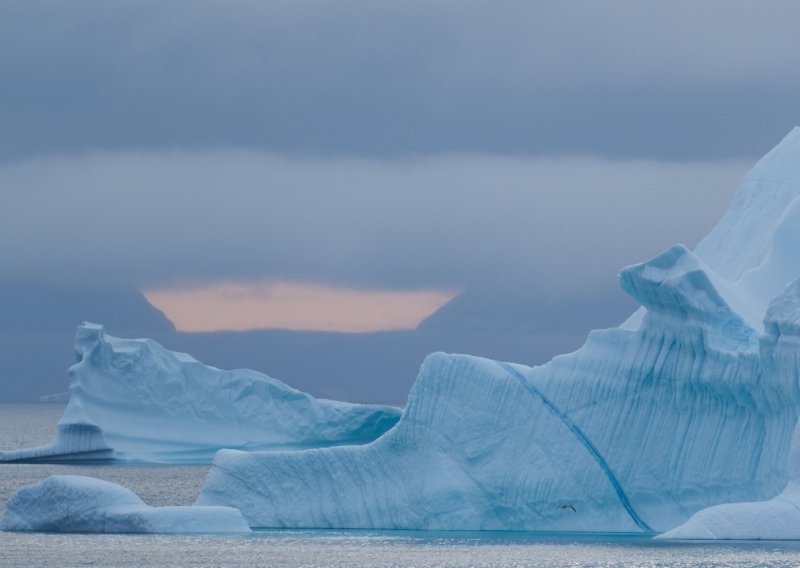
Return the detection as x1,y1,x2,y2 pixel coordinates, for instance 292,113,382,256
197,128,800,532
659,278,800,539
0,324,401,464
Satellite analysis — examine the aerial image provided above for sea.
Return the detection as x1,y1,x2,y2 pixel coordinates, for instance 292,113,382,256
3,403,800,567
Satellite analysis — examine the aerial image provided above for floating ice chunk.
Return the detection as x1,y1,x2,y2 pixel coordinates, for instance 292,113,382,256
0,475,250,534
39,392,69,403
0,323,400,464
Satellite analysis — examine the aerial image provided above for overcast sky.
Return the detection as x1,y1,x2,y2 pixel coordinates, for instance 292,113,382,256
0,152,746,294
2,1,800,162
1,0,798,324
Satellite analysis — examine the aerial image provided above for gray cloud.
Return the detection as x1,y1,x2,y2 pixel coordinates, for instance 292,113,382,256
1,1,799,161
0,150,748,294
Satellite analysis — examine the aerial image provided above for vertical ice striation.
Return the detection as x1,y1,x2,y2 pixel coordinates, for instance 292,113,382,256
0,323,401,464
659,278,800,539
197,128,800,532
0,475,251,534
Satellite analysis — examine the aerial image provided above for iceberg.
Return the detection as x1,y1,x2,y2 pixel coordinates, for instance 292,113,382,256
0,323,401,464
0,475,250,534
196,128,800,532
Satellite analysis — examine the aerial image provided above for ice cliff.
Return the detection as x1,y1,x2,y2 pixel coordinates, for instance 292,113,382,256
0,476,250,534
196,128,800,533
0,323,401,464
660,279,800,539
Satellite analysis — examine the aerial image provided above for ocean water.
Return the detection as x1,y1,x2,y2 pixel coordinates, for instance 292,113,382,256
3,404,800,567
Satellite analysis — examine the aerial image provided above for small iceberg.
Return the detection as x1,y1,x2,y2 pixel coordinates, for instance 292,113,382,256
38,392,69,403
0,323,401,464
0,475,250,534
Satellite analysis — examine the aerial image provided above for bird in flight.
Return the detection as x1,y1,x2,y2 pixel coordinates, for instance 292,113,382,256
557,504,577,512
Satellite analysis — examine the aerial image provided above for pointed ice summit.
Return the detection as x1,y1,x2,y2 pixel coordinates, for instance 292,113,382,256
0,323,401,464
195,128,800,533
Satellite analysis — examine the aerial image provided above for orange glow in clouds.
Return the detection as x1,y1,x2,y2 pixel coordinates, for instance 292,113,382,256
143,281,458,333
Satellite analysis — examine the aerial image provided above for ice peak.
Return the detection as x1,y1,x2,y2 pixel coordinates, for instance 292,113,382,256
744,126,800,186
690,127,800,310
74,322,105,361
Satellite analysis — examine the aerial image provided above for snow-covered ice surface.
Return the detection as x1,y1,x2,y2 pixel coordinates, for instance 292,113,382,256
0,324,401,464
0,475,250,534
197,128,800,533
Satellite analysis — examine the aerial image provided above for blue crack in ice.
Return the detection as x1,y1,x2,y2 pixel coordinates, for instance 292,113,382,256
495,360,653,532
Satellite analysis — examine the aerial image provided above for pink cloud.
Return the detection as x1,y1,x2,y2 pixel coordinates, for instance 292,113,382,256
143,281,458,333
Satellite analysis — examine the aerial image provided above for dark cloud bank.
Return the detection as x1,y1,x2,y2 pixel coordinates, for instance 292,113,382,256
0,153,745,290
1,1,800,161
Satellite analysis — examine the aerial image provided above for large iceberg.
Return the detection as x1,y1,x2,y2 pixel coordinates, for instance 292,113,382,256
197,129,800,533
0,475,250,534
0,323,401,464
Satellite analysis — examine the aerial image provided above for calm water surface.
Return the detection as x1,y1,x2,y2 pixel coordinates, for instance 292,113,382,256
3,403,800,567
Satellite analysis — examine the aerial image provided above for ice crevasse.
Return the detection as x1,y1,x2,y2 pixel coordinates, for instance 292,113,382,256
0,323,401,464
196,128,800,533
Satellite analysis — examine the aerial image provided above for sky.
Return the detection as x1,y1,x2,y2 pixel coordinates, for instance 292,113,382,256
1,1,799,399
2,1,800,161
